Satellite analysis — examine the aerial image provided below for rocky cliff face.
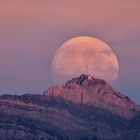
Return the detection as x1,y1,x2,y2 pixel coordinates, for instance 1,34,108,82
0,74,139,140
44,74,139,118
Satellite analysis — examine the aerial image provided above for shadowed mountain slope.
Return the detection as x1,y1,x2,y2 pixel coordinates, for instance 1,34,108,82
0,74,139,140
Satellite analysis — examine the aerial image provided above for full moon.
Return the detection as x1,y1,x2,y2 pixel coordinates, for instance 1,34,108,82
51,36,119,84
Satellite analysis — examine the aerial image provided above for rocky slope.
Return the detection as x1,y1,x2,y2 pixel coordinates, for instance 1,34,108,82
0,74,139,140
44,74,139,118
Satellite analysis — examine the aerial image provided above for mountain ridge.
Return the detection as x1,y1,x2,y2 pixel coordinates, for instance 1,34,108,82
0,74,140,140
44,74,139,118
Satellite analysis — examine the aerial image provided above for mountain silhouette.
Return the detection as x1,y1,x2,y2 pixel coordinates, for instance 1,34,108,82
0,74,140,140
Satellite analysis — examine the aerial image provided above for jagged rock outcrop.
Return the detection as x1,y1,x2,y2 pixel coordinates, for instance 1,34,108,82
0,74,139,140
44,74,139,118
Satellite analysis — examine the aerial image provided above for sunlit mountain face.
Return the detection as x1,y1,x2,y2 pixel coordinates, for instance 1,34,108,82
0,75,139,140
0,1,139,140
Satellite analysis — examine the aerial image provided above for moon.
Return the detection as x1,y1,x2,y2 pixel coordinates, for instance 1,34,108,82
51,36,119,84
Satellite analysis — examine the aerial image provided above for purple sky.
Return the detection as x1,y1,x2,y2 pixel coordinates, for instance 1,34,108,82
0,1,140,104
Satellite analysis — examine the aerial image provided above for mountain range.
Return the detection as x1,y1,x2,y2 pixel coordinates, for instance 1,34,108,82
0,74,140,140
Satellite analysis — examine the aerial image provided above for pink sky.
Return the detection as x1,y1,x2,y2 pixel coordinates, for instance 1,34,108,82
0,0,140,103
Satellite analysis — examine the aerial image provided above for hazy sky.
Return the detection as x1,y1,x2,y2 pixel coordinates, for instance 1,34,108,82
0,0,140,104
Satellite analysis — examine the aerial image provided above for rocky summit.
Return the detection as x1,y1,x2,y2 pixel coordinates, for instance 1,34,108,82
0,74,140,140
44,74,139,118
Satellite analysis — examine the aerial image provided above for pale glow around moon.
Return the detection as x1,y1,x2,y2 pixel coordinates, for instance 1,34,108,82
51,36,119,84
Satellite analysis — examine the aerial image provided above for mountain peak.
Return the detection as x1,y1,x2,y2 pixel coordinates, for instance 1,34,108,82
44,74,139,118
0,74,140,140
64,74,106,87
